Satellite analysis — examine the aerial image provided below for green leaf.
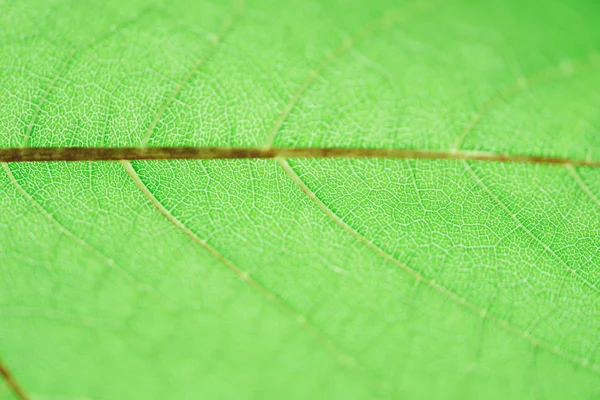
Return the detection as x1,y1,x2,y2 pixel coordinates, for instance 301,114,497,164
1,0,600,399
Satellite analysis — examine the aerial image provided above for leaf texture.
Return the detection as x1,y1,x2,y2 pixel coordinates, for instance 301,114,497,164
1,0,600,399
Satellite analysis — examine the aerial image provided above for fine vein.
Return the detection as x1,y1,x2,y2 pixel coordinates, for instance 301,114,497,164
566,164,600,210
262,0,435,147
20,49,75,148
120,159,384,393
276,157,599,375
449,52,600,212
452,54,599,151
462,160,600,293
1,162,170,303
140,1,243,146
19,7,156,148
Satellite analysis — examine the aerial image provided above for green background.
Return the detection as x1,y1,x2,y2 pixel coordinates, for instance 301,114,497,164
1,0,600,398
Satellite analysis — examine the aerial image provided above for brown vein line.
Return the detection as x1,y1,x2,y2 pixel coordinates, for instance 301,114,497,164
120,159,386,394
262,0,435,147
1,162,167,302
2,146,600,166
462,160,599,294
0,358,29,400
452,53,600,151
565,164,600,210
276,157,599,375
140,1,243,146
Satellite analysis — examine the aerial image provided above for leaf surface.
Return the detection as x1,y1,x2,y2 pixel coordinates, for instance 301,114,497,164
1,0,600,399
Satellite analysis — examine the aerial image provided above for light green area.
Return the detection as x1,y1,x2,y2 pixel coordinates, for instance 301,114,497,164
0,379,17,400
1,0,600,398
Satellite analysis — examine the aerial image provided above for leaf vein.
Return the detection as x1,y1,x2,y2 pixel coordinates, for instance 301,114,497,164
119,159,386,394
140,2,244,146
462,160,599,293
18,6,157,148
452,53,600,151
3,146,600,166
565,164,600,211
1,162,172,304
262,0,436,147
0,356,29,400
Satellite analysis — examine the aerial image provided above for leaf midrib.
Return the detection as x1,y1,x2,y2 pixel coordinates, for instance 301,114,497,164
1,146,600,166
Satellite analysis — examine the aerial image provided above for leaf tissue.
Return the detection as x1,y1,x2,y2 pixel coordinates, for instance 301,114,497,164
1,0,599,399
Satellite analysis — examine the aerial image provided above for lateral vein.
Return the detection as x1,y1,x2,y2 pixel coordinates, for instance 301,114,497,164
120,159,385,392
276,157,600,375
